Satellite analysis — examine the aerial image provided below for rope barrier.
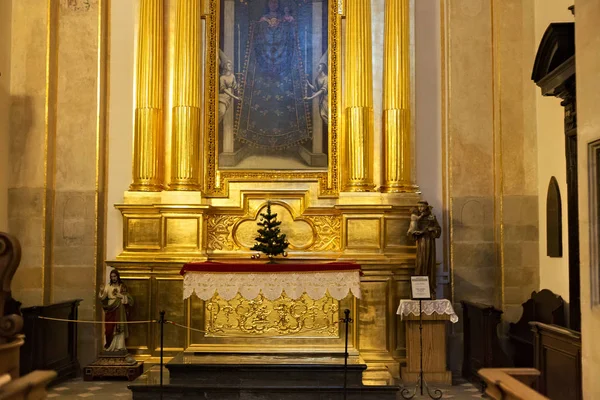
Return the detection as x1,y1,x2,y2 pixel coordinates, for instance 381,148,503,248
166,319,339,337
37,316,157,324
37,316,341,337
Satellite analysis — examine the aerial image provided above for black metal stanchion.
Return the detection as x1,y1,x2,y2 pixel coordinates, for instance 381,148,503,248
342,308,352,400
159,310,165,399
400,300,443,399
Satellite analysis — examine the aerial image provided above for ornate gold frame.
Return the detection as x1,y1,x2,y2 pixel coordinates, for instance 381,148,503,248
203,0,342,198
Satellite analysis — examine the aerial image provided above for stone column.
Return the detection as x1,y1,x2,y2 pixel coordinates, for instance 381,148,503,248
170,0,203,190
381,0,418,193
343,0,375,191
130,0,164,191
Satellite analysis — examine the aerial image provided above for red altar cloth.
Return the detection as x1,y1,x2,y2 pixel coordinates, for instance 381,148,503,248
181,261,362,301
180,261,362,274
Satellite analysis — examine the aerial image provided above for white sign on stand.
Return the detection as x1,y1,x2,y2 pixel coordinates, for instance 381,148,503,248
410,276,431,300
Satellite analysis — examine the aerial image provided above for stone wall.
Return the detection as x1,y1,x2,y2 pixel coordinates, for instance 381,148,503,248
7,0,107,367
0,0,10,232
574,0,600,397
444,0,540,370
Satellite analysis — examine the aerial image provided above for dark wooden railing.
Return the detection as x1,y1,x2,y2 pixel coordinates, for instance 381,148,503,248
531,321,582,400
478,368,548,400
461,301,511,385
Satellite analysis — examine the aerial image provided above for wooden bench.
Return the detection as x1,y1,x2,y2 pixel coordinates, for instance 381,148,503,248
478,368,548,400
0,232,56,400
508,289,565,367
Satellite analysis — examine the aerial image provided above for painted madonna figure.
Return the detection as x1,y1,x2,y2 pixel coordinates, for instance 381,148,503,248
99,269,133,352
407,201,442,299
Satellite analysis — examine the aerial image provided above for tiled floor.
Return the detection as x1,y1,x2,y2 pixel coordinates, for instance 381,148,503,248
48,378,485,399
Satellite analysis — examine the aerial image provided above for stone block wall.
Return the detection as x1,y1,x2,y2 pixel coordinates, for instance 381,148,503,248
6,0,107,367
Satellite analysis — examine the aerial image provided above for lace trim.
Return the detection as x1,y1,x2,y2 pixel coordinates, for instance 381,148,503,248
396,299,459,323
183,271,362,301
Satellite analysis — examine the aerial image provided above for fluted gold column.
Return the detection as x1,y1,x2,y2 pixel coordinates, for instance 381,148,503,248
381,0,417,193
170,0,203,190
130,0,164,192
343,0,375,192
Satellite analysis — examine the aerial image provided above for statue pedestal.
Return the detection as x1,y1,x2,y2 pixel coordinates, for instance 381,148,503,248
83,350,143,381
397,300,458,385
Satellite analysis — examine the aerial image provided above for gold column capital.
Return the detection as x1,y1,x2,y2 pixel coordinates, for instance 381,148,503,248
381,0,418,193
130,0,165,192
343,0,375,192
170,0,203,191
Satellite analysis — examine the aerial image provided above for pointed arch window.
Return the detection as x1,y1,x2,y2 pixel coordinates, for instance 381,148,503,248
547,176,563,258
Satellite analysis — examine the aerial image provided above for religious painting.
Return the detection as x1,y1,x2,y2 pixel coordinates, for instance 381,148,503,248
217,0,329,170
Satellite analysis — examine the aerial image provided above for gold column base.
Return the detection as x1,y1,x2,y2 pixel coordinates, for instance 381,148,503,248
130,108,164,192
170,106,202,191
380,108,418,193
344,106,375,192
380,183,420,193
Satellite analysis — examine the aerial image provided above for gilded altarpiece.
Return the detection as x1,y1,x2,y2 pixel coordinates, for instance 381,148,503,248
112,0,419,384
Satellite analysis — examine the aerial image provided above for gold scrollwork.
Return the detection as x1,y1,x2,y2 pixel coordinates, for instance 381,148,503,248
306,215,342,251
203,0,341,198
206,293,339,337
206,214,239,251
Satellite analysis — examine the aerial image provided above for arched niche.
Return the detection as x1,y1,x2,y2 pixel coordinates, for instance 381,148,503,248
546,176,563,258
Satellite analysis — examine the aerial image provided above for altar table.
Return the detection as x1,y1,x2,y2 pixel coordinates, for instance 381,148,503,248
181,261,362,301
397,299,458,385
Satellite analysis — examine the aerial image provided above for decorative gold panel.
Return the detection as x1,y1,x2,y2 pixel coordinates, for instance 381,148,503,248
154,277,185,352
125,218,162,249
120,276,152,353
384,217,411,249
358,281,391,352
206,214,239,251
203,0,342,198
234,203,313,250
304,215,342,251
206,199,342,253
346,218,381,249
165,217,200,248
206,292,339,337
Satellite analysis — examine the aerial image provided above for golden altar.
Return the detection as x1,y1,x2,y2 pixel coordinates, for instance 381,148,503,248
107,0,421,385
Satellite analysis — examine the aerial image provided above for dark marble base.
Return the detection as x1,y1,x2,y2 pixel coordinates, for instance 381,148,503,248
128,353,398,400
166,352,368,386
83,357,143,381
131,385,399,400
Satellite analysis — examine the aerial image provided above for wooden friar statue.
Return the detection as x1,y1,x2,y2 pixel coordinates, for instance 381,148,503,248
407,201,442,299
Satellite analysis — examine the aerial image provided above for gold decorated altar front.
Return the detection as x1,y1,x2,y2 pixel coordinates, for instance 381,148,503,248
108,0,420,385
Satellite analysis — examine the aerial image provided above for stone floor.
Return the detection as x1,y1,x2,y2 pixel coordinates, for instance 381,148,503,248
47,378,485,399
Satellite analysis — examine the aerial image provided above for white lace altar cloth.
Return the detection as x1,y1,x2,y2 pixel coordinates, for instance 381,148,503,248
181,262,362,301
396,299,458,323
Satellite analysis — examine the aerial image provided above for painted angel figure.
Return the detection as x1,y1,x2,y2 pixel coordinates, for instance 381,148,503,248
304,61,328,125
218,50,241,123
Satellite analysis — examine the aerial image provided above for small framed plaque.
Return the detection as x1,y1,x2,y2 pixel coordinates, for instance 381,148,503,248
410,276,432,300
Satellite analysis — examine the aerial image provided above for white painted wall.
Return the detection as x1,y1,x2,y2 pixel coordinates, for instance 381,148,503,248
0,1,12,232
534,0,574,301
106,0,136,260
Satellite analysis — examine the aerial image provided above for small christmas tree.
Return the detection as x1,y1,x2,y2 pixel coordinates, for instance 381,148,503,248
251,201,289,263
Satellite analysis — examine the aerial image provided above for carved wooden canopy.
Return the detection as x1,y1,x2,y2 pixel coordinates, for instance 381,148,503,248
531,22,575,97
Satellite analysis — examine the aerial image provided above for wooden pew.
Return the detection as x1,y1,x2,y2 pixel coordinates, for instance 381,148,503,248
478,368,548,400
0,232,56,400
